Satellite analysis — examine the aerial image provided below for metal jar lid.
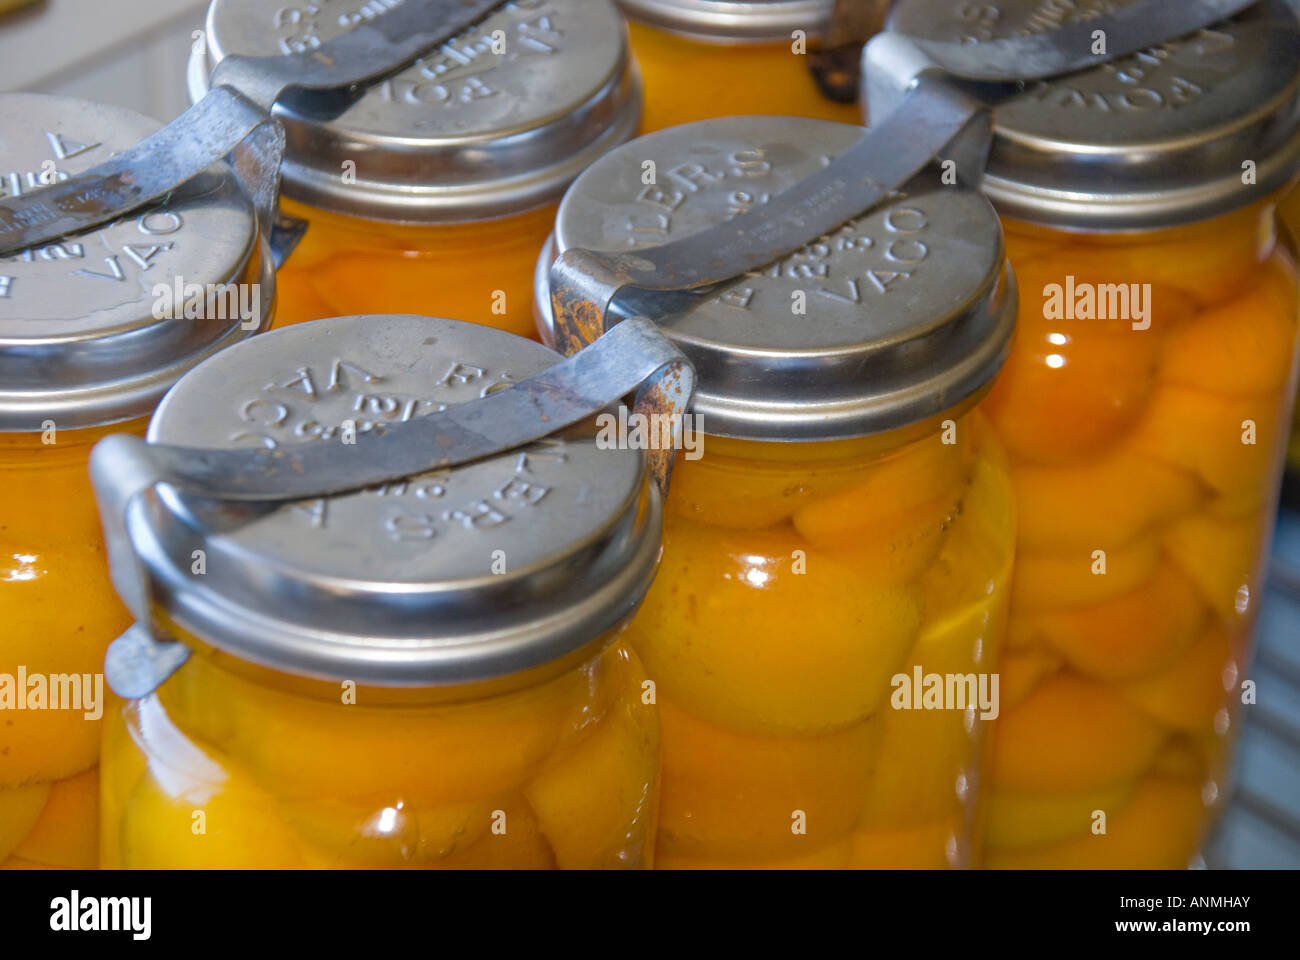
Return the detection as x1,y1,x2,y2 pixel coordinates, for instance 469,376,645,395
886,0,1300,230
536,115,1015,442
189,0,642,224
617,0,835,42
130,314,658,692
0,94,264,432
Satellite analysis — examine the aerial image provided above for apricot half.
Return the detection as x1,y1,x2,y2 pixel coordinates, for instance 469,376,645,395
989,674,1167,793
158,648,596,808
0,781,50,862
12,766,98,867
792,432,969,583
431,800,556,870
1163,509,1269,625
860,580,1001,830
1127,384,1283,502
626,518,923,735
1008,535,1163,614
523,656,659,869
919,453,1015,628
1010,447,1205,552
653,695,876,863
0,541,125,786
1119,623,1235,734
666,443,888,531
1018,214,1263,308
997,646,1064,711
119,765,306,869
282,794,493,868
982,322,1158,466
985,777,1207,869
1158,270,1298,398
981,259,1174,465
984,779,1136,852
1028,560,1207,682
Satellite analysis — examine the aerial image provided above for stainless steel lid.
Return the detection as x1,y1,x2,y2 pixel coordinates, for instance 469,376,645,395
887,0,1300,230
190,0,641,224
617,0,835,41
0,94,264,432
131,314,658,691
536,115,1014,441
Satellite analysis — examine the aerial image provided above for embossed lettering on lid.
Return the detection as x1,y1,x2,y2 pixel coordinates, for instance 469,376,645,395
536,115,1014,441
133,314,658,692
887,0,1300,229
190,0,641,223
617,0,835,41
0,93,264,431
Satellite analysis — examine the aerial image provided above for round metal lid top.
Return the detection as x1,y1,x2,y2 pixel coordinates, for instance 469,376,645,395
0,93,261,431
136,314,657,689
616,0,835,41
887,0,1300,229
540,115,1013,441
193,0,641,223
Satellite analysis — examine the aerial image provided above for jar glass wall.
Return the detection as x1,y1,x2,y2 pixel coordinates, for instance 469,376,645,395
0,423,142,869
102,640,659,869
1279,187,1300,478
980,201,1300,868
622,414,1014,867
273,199,560,338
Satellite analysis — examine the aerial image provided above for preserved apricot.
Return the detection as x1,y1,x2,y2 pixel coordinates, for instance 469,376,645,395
1027,561,1207,682
990,675,1167,793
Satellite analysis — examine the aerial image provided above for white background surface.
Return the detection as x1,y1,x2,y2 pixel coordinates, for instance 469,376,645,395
0,0,207,122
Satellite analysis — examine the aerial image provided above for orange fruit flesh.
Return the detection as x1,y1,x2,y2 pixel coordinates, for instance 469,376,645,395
100,643,659,868
272,197,554,340
0,423,144,868
626,21,862,134
628,412,1014,867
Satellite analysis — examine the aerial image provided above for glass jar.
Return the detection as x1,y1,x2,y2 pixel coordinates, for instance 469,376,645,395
189,0,641,337
0,93,267,869
616,0,864,130
888,0,1300,868
1280,187,1300,480
537,116,1017,868
97,315,662,869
